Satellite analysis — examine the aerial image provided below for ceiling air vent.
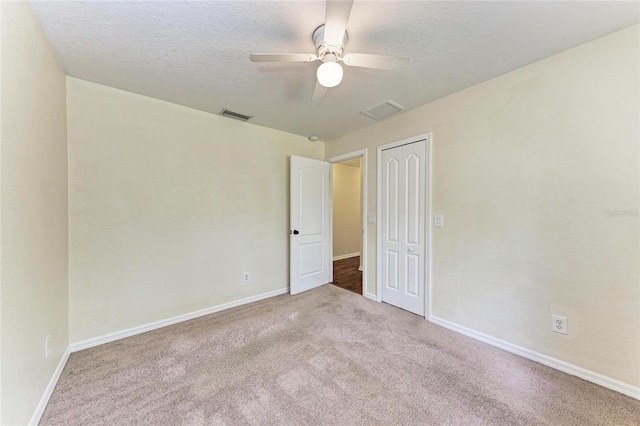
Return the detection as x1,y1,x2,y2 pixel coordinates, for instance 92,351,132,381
361,100,405,121
219,108,252,122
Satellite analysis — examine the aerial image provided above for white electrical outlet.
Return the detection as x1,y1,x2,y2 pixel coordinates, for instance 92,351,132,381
45,334,51,358
552,315,568,335
243,272,250,282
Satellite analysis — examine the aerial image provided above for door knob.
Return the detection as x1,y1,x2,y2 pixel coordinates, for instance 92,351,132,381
407,248,414,252
293,230,299,235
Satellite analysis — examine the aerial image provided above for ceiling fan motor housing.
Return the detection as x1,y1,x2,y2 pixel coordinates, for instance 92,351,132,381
313,24,348,60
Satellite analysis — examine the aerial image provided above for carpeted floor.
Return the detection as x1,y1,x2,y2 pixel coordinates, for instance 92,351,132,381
41,285,639,425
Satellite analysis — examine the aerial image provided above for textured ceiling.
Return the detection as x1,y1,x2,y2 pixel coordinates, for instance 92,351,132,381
31,1,639,141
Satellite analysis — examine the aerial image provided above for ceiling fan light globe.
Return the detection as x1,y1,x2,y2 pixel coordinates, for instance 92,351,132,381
317,62,343,88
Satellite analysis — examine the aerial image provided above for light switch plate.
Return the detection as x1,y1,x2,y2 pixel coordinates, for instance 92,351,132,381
367,215,376,224
434,215,444,227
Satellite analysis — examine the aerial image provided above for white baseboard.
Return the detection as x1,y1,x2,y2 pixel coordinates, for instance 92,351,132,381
429,315,639,400
70,288,289,353
333,252,360,261
29,347,71,426
364,292,377,302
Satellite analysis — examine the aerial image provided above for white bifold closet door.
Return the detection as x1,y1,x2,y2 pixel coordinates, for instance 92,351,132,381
381,140,426,316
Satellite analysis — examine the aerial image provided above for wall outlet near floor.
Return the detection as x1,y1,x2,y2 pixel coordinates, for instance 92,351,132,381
552,315,568,335
45,334,51,358
243,272,250,282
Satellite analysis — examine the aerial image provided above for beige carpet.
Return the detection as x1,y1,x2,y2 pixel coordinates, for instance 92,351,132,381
41,285,639,425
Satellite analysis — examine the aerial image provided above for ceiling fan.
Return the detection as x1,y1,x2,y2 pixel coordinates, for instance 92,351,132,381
249,0,409,100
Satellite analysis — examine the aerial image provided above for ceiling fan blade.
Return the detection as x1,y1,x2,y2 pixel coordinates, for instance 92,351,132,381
250,53,319,63
312,80,328,101
342,53,409,71
324,0,354,46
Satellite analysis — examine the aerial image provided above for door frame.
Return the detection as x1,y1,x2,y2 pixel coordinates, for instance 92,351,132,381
327,149,368,298
377,133,432,319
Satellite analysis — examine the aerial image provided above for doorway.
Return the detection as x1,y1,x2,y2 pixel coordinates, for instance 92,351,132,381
327,149,368,297
332,158,362,294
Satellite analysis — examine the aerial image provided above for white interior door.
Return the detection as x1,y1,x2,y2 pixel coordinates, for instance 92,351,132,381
381,140,426,315
290,156,332,295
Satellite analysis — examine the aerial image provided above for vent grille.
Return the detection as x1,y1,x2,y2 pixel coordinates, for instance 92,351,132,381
220,108,252,122
361,100,404,121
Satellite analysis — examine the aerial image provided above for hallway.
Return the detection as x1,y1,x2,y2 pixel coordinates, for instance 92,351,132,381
331,256,362,295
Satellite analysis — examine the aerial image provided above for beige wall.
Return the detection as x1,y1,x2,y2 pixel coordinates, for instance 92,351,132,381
0,2,69,424
67,78,324,343
326,25,639,387
332,162,362,258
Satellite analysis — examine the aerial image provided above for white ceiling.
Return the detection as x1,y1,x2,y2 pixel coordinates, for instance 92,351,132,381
31,1,639,141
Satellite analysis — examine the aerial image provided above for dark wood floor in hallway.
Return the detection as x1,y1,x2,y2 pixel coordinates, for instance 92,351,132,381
332,256,362,295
